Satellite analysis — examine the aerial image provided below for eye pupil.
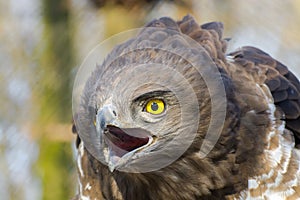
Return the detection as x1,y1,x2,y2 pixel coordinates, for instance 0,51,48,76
145,99,165,115
151,102,159,111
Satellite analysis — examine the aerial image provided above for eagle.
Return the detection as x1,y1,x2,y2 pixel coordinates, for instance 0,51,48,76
72,15,300,199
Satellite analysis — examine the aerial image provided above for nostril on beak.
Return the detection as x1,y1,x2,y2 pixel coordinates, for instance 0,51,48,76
100,118,106,130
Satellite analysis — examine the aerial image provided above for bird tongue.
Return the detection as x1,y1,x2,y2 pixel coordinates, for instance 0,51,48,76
104,125,150,158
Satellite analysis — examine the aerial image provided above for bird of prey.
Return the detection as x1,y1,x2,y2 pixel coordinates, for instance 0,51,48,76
72,15,300,199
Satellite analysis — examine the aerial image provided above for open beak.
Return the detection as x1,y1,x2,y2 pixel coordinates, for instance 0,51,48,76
95,105,153,172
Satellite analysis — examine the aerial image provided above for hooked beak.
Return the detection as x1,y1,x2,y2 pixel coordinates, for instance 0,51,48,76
95,105,153,172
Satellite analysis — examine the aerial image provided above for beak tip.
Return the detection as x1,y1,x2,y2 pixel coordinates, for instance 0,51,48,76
108,163,115,172
107,154,121,172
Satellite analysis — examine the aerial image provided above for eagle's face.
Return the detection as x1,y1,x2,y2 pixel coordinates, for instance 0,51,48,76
90,61,200,173
74,20,227,174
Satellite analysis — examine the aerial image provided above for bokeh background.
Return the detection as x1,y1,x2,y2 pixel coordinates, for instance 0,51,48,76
0,0,299,199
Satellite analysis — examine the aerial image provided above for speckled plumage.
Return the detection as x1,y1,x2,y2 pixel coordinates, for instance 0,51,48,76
73,15,300,199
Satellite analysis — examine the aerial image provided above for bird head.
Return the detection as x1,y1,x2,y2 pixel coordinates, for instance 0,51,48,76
73,18,227,173
88,62,201,172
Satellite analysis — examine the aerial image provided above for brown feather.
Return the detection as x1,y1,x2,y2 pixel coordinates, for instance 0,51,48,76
73,15,300,199
228,46,300,146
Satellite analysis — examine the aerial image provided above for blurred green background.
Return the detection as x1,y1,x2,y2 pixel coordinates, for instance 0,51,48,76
0,0,299,199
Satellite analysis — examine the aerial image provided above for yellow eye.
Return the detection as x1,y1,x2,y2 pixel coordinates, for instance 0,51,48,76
145,99,165,115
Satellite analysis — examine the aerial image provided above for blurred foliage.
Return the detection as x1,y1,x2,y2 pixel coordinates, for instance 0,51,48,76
35,0,76,199
38,0,74,122
88,0,191,10
102,7,143,36
37,140,74,200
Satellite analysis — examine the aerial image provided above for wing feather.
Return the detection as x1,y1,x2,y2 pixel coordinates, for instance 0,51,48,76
228,46,300,147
